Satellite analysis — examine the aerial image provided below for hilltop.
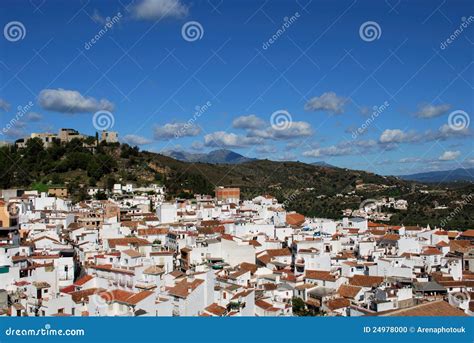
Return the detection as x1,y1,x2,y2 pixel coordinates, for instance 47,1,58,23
1,137,473,229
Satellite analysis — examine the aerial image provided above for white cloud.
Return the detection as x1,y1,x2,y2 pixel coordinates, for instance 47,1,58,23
439,150,460,161
0,98,10,112
232,115,265,129
204,131,261,148
379,129,410,144
399,157,422,163
191,141,204,150
379,125,470,146
123,134,152,145
132,0,188,21
304,92,348,114
256,145,277,154
303,145,352,158
415,103,451,118
248,121,313,140
38,89,114,114
303,139,377,158
153,122,201,140
25,112,43,122
435,124,470,139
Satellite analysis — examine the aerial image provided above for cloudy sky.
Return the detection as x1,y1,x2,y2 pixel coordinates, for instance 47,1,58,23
0,0,472,175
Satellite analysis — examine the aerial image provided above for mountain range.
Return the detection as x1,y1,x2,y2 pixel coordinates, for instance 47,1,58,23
400,168,474,183
164,149,337,168
2,139,473,228
164,149,256,164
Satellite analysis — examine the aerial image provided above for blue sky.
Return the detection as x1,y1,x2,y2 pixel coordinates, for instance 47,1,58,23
0,0,473,175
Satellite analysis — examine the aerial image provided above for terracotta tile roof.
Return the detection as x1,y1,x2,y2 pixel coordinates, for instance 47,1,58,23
137,228,168,236
70,288,105,303
257,254,272,265
265,248,291,257
337,284,362,299
286,213,305,226
239,262,258,274
229,269,249,279
99,289,154,305
255,299,278,312
143,265,164,275
89,264,135,275
450,240,472,253
325,297,350,311
74,274,93,287
305,270,336,282
381,300,467,316
231,289,253,300
107,237,151,248
247,240,262,247
379,234,400,241
436,240,449,247
421,247,442,255
122,249,143,258
460,229,474,238
167,278,204,298
205,303,227,316
349,275,384,287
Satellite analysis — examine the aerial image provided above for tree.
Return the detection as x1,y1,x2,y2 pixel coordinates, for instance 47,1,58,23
106,176,116,191
292,297,307,316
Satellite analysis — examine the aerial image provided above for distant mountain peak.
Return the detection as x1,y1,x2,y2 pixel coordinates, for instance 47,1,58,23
165,149,256,164
400,167,474,183
311,161,336,168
